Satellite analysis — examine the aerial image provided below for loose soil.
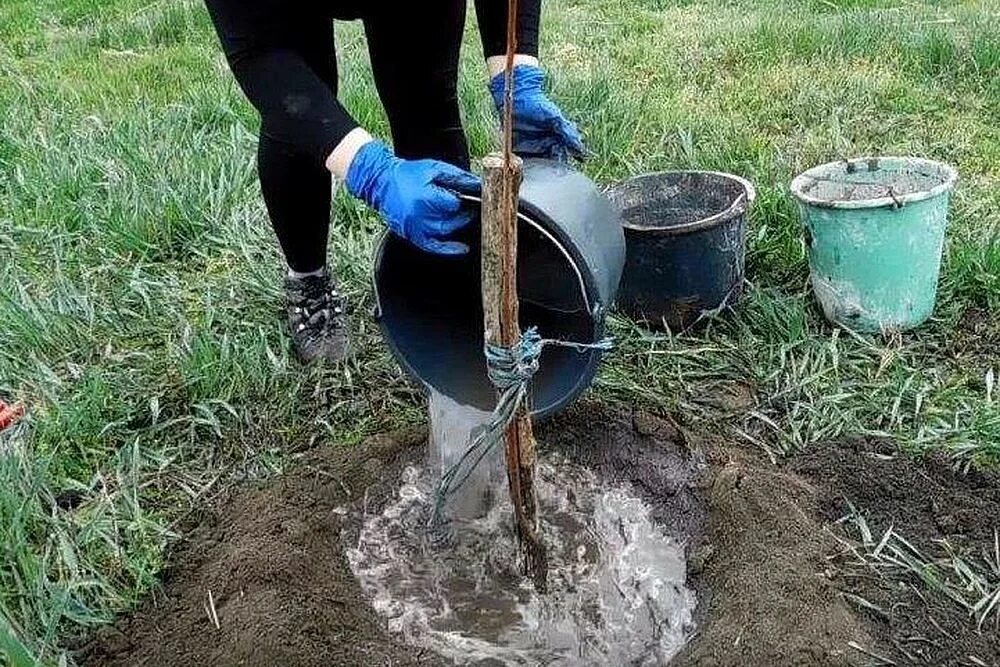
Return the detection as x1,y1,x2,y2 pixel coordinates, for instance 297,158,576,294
78,402,1000,667
79,428,438,667
792,438,1000,667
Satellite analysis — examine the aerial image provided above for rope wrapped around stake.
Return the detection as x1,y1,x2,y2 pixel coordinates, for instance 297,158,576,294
432,328,613,520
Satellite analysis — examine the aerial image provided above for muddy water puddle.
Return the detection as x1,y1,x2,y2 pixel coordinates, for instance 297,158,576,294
345,394,696,666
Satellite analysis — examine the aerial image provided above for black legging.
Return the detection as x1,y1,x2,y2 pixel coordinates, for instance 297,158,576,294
205,1,540,273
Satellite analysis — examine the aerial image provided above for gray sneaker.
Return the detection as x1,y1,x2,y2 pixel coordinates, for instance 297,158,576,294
285,271,349,363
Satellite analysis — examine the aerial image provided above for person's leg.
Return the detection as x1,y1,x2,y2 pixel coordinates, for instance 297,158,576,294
255,20,338,275
204,0,348,361
251,22,348,361
204,0,349,275
257,137,331,274
363,0,470,169
205,0,355,163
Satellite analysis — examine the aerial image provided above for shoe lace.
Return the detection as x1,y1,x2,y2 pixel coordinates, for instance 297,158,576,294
293,281,345,334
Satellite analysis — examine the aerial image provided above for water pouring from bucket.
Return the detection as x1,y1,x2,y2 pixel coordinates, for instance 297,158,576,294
374,155,624,591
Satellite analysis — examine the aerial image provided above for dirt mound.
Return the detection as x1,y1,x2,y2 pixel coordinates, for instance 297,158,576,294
543,405,873,666
78,428,443,667
77,403,1000,667
675,454,872,667
792,439,1000,667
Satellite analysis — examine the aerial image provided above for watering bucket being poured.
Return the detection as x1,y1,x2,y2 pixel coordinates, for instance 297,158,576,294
373,158,625,419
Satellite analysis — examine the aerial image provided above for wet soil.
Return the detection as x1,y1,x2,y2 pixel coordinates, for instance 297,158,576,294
78,429,439,667
78,402,1000,667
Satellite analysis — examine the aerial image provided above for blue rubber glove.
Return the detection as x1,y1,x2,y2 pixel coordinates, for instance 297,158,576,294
490,65,585,161
345,141,482,255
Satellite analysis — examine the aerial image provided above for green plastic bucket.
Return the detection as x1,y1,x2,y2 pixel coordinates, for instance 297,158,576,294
791,157,958,332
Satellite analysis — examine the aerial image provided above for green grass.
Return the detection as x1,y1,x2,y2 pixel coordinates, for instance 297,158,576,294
840,506,1000,633
2,0,999,663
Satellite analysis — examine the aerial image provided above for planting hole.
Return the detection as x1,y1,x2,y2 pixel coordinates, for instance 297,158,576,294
344,393,698,666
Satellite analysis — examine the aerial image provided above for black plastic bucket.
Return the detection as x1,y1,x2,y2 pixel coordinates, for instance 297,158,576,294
374,159,625,419
608,171,755,331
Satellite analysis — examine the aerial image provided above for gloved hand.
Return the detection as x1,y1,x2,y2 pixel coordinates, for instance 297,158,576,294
490,65,585,161
345,141,481,255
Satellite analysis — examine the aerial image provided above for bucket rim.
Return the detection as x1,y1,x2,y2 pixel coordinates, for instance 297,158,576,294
790,156,958,210
609,170,757,235
373,198,593,317
371,198,600,419
455,193,593,315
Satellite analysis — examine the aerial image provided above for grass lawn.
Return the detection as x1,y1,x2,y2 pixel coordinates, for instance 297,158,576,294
1,0,998,663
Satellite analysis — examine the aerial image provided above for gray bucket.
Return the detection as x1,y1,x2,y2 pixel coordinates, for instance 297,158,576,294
373,159,625,419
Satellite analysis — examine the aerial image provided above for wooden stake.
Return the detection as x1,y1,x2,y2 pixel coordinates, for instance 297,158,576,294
480,152,548,592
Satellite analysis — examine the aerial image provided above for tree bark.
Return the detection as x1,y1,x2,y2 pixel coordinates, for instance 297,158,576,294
480,152,548,592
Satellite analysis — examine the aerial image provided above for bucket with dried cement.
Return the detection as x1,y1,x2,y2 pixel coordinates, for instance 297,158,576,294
791,156,958,332
608,171,755,331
